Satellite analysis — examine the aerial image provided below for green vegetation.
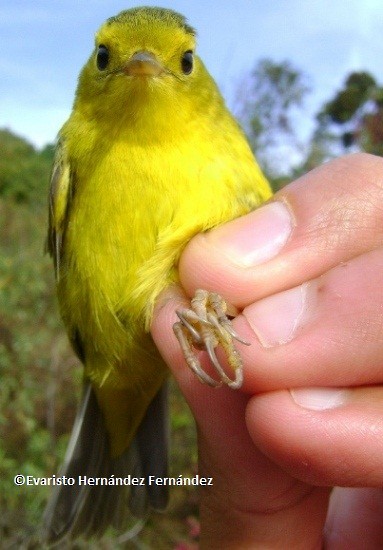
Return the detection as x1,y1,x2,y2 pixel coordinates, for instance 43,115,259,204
236,61,383,188
0,129,54,203
318,71,383,156
0,128,198,548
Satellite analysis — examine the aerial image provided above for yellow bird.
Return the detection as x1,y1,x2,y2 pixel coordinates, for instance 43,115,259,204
43,6,271,543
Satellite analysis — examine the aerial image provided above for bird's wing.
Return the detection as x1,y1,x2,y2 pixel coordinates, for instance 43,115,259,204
46,138,73,279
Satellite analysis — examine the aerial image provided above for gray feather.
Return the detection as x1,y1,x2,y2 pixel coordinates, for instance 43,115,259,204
42,382,169,545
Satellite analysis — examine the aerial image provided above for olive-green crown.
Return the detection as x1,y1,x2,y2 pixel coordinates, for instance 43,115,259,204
106,6,196,36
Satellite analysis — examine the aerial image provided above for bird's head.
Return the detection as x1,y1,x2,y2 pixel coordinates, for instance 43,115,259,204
74,7,218,126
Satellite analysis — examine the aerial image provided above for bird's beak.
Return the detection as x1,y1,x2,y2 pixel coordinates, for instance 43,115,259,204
123,51,164,77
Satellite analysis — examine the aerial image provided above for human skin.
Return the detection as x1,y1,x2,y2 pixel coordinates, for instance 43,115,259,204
152,153,383,549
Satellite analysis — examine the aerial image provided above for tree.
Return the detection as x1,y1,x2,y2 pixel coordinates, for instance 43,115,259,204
0,129,54,203
234,59,310,185
317,71,383,156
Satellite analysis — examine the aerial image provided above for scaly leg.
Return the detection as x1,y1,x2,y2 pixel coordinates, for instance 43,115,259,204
173,289,249,389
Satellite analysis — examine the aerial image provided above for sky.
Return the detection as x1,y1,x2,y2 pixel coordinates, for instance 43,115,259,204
2,0,383,149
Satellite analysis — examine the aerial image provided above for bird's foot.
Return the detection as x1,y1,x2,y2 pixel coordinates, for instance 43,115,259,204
173,289,249,389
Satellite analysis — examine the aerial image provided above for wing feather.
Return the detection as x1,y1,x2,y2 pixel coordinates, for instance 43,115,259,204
47,139,73,278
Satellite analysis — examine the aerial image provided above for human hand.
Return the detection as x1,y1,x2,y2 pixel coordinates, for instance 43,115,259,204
152,153,383,549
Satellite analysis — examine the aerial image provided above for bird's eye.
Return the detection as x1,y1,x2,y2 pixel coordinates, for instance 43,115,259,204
181,50,194,75
96,45,110,70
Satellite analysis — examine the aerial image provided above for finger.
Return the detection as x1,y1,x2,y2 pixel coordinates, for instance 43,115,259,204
178,153,383,308
325,487,383,548
246,386,383,487
230,246,383,391
154,247,383,392
152,287,330,548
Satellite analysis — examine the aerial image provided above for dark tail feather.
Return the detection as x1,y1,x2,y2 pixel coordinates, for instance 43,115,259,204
135,383,169,511
42,382,169,545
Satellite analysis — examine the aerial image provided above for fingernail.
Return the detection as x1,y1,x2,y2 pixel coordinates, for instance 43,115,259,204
208,202,293,267
244,282,315,347
290,388,349,410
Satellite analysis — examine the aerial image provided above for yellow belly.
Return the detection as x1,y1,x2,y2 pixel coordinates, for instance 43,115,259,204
59,137,268,382
57,134,270,454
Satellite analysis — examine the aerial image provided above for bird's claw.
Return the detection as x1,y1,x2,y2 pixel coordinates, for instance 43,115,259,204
173,289,247,389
